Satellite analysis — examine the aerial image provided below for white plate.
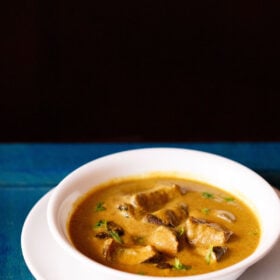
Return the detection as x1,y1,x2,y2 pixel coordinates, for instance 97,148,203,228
21,190,280,280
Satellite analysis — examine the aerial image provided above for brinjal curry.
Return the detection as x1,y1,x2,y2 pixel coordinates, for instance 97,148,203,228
68,176,260,276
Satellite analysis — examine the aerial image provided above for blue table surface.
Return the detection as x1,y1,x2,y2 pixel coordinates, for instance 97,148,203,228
1,142,280,279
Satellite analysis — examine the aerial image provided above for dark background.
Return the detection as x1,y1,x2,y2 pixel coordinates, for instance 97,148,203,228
1,1,279,142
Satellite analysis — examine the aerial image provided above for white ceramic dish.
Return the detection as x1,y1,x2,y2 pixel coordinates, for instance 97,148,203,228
45,148,280,279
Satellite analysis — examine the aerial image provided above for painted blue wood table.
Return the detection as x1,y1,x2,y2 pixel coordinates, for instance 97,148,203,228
1,143,280,279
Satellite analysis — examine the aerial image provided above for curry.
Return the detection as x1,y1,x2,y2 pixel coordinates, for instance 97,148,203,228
68,176,260,276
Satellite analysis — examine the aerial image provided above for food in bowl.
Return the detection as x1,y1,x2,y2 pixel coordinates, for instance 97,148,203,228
68,175,260,277
47,148,280,280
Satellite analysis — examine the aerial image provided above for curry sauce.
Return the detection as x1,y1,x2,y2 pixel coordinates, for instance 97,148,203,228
68,176,260,276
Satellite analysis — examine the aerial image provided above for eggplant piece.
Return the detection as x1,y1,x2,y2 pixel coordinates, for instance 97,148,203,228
131,183,183,212
103,238,118,261
144,252,166,264
156,262,173,269
146,213,165,226
117,202,146,220
145,254,173,269
103,238,158,265
196,246,228,263
106,221,124,236
117,203,135,219
148,226,179,256
186,216,233,247
213,246,228,261
95,232,110,239
146,203,188,227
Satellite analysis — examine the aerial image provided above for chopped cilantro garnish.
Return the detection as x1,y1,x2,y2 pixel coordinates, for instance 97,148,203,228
94,219,107,229
95,201,106,212
205,246,213,264
202,192,214,199
224,197,235,202
201,208,210,215
94,220,123,243
109,230,123,243
172,258,191,270
178,227,185,236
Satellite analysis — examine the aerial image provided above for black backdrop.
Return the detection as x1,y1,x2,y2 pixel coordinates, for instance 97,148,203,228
1,1,279,142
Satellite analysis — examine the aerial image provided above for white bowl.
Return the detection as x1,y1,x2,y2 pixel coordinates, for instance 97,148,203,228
47,148,280,280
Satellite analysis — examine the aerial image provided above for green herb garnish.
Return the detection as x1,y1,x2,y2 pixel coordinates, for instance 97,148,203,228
172,258,191,270
202,192,214,199
205,246,213,264
94,219,107,229
201,208,210,215
178,227,185,236
224,197,235,202
109,230,123,243
95,201,106,212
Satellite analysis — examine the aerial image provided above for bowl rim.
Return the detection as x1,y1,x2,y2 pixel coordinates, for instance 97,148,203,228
47,147,280,279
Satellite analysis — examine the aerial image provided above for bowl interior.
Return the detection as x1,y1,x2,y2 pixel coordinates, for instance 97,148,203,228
47,148,280,279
